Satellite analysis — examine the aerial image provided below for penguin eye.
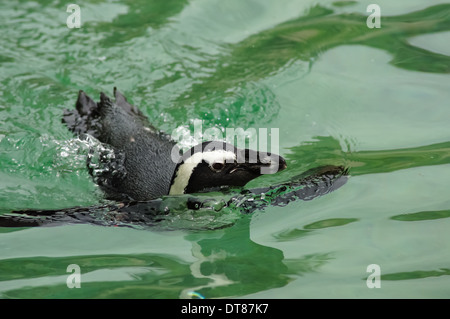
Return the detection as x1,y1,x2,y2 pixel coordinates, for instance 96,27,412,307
211,162,225,171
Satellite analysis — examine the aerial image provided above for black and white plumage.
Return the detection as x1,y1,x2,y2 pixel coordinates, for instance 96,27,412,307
0,89,348,229
0,165,347,228
169,141,286,195
62,88,287,201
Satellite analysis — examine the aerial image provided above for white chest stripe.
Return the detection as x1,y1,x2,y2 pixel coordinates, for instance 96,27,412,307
169,150,236,195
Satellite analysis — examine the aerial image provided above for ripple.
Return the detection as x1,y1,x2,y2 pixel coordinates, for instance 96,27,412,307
303,218,358,230
390,209,450,222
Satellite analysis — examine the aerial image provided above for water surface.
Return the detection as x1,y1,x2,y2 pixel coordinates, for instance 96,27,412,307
0,0,449,298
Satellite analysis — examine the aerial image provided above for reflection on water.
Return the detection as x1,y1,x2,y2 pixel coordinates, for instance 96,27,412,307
0,217,332,299
180,217,332,298
380,268,450,281
171,3,450,125
303,218,358,229
283,136,450,178
0,252,195,298
391,209,450,222
98,0,189,46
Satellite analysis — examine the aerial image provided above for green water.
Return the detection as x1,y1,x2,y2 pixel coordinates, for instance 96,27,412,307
1,0,450,298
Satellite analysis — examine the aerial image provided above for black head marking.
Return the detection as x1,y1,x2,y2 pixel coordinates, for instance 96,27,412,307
169,141,287,195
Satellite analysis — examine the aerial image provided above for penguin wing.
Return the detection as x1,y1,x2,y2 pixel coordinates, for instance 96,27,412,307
62,88,158,139
62,90,102,138
113,88,146,120
62,89,177,201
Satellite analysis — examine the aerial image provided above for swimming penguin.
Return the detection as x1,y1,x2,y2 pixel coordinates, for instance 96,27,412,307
62,88,287,201
0,165,348,228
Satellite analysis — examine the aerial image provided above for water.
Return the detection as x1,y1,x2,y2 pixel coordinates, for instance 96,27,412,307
1,0,449,298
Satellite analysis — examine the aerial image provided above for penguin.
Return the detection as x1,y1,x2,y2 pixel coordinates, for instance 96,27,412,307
0,164,348,228
62,88,287,201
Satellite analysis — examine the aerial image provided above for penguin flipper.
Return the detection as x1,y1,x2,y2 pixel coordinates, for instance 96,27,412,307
63,88,161,139
113,87,160,131
76,90,98,116
62,89,177,201
62,90,102,138
113,87,144,117
62,89,148,139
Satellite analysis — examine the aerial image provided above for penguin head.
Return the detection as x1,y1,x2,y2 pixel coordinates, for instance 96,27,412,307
169,141,287,195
